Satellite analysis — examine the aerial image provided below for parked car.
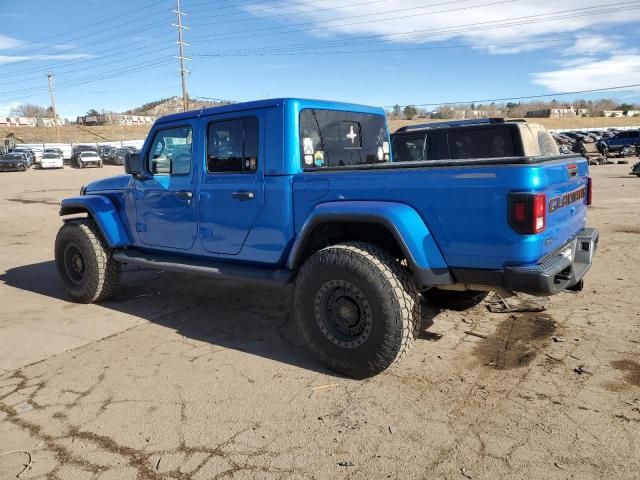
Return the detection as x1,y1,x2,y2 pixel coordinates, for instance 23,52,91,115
11,147,33,168
71,145,98,167
97,146,111,160
54,98,598,379
0,153,29,172
391,118,559,162
40,152,64,169
30,146,44,165
45,148,64,157
104,148,130,166
601,129,640,156
77,151,103,168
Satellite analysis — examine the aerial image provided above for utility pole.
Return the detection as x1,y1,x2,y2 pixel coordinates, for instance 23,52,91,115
47,72,61,142
173,0,190,112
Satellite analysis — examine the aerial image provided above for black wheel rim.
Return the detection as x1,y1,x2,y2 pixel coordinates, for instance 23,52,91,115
64,245,86,284
314,280,373,348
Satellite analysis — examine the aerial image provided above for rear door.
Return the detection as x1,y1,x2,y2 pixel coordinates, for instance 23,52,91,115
198,111,265,255
134,124,198,250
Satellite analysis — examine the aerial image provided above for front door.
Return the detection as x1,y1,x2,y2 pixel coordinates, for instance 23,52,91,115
198,113,265,255
134,125,198,250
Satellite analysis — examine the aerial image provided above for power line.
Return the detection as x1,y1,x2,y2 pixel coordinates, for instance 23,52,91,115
188,0,640,43
384,83,640,108
0,47,176,87
2,3,171,71
0,58,173,100
27,0,169,45
190,32,640,58
190,0,516,39
189,1,640,54
0,33,176,80
188,0,438,26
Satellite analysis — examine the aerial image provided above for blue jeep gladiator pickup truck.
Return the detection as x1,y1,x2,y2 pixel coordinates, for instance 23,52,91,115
55,98,598,378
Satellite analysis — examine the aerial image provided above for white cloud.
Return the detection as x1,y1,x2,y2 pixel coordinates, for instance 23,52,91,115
0,53,94,65
0,34,21,50
532,53,640,92
563,35,622,56
242,0,640,54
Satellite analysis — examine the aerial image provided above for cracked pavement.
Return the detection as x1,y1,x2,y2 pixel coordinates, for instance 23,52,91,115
0,164,639,479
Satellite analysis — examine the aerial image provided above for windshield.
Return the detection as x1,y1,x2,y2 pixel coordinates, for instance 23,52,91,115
299,109,389,168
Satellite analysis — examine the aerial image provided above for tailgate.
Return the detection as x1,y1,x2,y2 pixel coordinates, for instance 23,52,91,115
537,158,589,257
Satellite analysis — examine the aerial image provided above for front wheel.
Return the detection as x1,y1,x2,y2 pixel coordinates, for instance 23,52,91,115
294,242,421,379
422,288,489,311
54,219,121,303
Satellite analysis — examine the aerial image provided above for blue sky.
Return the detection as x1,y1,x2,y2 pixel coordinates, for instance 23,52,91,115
1,0,640,118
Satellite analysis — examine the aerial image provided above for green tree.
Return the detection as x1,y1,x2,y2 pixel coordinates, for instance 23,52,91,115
392,104,402,118
403,105,418,120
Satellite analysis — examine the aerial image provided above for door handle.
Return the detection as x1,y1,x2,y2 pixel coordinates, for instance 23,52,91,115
232,191,255,201
175,190,193,200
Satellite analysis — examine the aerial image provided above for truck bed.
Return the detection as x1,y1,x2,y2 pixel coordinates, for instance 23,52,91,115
293,155,589,271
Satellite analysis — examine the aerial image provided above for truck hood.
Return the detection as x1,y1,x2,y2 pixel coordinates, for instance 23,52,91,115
85,174,130,193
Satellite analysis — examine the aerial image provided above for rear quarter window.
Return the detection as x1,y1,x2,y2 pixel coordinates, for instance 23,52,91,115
447,126,516,159
299,109,389,168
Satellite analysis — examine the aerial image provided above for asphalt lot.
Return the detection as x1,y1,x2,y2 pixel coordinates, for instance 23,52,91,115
0,163,639,479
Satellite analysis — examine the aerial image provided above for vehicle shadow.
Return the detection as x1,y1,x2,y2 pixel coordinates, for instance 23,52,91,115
0,261,438,376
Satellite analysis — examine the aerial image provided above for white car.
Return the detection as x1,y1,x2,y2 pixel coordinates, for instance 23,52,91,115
40,152,64,169
78,151,103,168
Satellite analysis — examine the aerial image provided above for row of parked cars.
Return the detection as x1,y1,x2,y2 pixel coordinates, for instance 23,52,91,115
552,128,640,157
0,146,64,172
68,145,140,168
1,143,141,172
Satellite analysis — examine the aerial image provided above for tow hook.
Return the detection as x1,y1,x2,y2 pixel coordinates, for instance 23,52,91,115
566,280,584,292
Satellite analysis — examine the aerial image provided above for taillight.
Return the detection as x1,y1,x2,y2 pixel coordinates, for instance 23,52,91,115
508,193,546,234
586,177,593,206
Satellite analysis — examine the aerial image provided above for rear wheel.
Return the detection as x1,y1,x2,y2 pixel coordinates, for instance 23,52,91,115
55,219,121,303
422,288,489,311
294,242,421,378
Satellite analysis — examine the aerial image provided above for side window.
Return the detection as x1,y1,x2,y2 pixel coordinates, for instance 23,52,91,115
207,116,259,173
537,130,560,156
447,127,516,159
299,109,388,168
147,126,192,176
391,134,425,162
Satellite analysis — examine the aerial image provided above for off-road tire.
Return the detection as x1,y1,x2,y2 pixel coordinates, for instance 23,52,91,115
294,242,421,379
55,219,121,303
422,288,489,311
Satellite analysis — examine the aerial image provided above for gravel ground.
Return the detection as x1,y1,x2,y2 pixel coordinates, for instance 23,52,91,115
0,162,638,479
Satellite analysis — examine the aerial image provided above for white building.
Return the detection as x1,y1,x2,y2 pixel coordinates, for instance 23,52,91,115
602,110,625,117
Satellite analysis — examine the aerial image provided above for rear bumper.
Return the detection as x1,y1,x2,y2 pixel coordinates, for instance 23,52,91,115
451,228,599,296
504,228,598,295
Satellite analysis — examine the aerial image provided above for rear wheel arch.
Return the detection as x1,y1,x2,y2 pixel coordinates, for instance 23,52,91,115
288,216,417,272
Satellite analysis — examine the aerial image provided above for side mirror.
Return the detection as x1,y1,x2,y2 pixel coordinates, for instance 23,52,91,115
125,152,143,175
